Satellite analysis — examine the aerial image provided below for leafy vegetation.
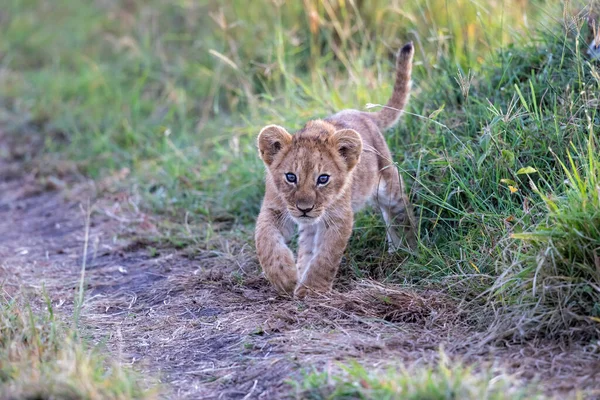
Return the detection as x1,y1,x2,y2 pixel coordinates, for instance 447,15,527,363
492,133,600,337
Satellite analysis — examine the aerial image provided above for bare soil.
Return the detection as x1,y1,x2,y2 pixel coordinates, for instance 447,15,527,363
1,136,599,399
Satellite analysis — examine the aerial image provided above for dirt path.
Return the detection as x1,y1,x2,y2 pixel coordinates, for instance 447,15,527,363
1,141,599,398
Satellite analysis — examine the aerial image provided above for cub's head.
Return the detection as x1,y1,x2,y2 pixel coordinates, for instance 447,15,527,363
257,120,362,225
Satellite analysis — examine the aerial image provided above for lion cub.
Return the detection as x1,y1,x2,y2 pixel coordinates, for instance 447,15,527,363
255,42,417,298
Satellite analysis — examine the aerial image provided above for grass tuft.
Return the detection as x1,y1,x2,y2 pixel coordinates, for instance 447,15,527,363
292,352,544,400
491,133,600,338
0,294,154,399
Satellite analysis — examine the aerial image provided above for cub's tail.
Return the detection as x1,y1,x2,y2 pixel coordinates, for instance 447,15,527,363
370,42,414,131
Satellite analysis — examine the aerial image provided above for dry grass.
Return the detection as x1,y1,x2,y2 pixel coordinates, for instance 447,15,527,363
1,170,599,397
0,293,156,400
2,0,600,397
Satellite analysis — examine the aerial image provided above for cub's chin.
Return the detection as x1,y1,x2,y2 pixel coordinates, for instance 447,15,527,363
292,215,321,226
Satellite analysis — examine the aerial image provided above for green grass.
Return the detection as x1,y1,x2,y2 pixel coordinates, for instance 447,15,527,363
1,0,599,343
0,293,154,399
291,353,545,400
0,0,555,221
490,133,600,337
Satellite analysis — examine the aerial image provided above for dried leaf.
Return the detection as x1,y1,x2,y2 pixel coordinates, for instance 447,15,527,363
517,166,537,175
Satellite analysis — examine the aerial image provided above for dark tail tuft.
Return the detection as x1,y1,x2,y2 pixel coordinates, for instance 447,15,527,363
370,42,414,130
400,41,414,55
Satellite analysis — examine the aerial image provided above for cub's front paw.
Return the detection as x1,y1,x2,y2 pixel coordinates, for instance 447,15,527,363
294,283,330,299
266,267,297,295
294,284,309,299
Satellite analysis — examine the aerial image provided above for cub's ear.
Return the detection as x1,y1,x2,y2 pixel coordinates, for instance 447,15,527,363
331,129,363,170
257,125,292,166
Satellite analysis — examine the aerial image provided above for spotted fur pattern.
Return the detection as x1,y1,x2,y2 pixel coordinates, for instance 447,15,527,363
255,42,417,298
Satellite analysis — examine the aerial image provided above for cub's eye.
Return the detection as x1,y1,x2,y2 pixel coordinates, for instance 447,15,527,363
317,174,330,185
285,173,297,183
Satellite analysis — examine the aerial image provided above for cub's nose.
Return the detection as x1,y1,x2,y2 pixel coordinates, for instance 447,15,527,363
296,202,314,213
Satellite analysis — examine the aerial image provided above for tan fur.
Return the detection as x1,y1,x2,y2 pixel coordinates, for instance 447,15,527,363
255,42,417,298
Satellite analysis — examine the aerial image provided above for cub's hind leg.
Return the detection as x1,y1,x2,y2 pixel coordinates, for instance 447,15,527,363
255,207,297,294
376,167,417,252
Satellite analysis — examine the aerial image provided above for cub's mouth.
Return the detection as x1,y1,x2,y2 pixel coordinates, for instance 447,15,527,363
291,212,321,225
